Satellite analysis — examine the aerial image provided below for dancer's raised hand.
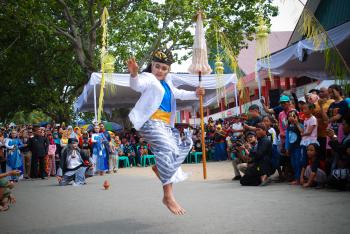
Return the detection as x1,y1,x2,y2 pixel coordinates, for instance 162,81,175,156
127,57,139,78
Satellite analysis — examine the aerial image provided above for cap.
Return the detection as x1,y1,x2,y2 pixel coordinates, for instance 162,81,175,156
298,97,306,103
279,95,290,102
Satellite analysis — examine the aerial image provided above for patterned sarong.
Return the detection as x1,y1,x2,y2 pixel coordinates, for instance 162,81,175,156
139,120,193,185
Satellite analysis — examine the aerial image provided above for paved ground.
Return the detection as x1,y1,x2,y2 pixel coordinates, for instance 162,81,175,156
1,161,350,234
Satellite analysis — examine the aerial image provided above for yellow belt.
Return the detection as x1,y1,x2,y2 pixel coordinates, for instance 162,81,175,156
150,109,171,124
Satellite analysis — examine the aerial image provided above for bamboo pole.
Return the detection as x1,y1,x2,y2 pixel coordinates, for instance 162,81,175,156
199,71,207,179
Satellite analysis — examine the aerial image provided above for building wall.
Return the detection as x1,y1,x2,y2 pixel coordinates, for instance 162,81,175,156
315,0,350,30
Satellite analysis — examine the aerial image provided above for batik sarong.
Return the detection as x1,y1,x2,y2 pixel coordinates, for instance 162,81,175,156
139,120,193,185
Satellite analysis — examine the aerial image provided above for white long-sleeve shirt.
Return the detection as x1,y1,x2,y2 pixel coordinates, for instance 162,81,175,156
129,72,198,130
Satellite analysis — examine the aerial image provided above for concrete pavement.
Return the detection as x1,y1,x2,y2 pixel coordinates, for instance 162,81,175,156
1,162,350,234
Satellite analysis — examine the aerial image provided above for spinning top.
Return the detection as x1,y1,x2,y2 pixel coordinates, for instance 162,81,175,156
103,180,110,190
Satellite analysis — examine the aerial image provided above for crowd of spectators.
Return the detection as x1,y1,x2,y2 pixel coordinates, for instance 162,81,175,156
189,84,350,188
1,84,350,212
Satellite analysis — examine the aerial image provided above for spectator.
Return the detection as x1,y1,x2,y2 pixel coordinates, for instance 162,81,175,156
20,130,31,179
213,125,227,161
314,87,334,160
263,115,282,179
244,104,262,131
91,125,108,175
53,132,62,173
57,138,91,186
286,110,304,185
232,131,257,180
300,103,318,164
123,138,136,167
327,84,348,144
240,123,273,186
47,133,57,176
0,132,6,173
99,123,111,170
261,97,284,119
60,130,69,148
327,113,350,190
28,126,49,179
5,130,24,181
79,131,91,157
67,126,77,139
278,95,293,156
231,115,244,138
108,132,118,173
300,143,326,188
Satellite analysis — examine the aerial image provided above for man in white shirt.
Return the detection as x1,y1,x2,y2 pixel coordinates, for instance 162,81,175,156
231,115,244,138
57,138,91,186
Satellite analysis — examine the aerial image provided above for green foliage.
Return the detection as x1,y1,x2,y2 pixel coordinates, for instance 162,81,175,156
10,110,52,125
0,0,277,122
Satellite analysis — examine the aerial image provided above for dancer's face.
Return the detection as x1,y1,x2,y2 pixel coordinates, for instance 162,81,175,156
152,62,170,80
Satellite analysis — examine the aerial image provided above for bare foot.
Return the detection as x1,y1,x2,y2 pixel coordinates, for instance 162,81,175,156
290,180,299,185
151,165,160,179
162,196,186,215
57,176,62,183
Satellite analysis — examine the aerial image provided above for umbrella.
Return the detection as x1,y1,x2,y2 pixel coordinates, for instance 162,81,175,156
188,11,212,180
83,122,123,133
103,121,123,132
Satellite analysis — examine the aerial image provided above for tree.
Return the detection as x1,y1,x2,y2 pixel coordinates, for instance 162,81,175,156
0,0,277,122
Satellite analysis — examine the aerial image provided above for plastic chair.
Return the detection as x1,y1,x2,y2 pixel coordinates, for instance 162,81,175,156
118,156,130,168
189,152,202,163
141,155,156,166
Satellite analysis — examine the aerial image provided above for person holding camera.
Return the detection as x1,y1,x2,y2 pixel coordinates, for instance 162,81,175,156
232,131,257,180
240,123,273,186
326,113,350,190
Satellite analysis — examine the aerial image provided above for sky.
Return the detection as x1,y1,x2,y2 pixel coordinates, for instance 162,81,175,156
171,0,307,72
270,0,306,31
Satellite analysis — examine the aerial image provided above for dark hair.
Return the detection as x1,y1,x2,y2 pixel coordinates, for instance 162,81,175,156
329,84,343,96
256,123,268,132
142,63,152,73
248,104,260,112
262,115,274,124
306,143,321,158
305,103,316,110
308,89,320,95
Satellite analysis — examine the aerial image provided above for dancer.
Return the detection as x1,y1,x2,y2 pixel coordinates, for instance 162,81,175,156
127,50,205,215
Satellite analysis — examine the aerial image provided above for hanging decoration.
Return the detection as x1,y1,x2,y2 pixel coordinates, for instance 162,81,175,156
213,27,227,108
214,56,227,107
97,7,115,123
255,17,272,82
217,29,245,108
295,0,350,90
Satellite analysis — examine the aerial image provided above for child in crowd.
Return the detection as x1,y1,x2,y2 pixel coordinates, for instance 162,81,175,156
286,110,304,185
53,132,61,173
263,115,282,178
47,133,57,176
300,103,318,165
300,143,327,188
60,130,69,148
108,133,118,173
